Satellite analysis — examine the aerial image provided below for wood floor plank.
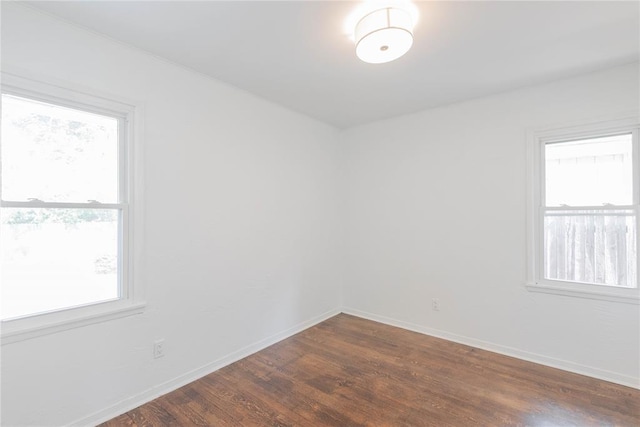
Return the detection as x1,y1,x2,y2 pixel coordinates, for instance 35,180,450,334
128,400,180,427
99,314,640,426
242,355,378,425
99,413,136,427
156,387,225,426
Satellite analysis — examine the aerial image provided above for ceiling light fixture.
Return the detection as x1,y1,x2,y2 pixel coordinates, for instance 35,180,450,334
354,6,414,64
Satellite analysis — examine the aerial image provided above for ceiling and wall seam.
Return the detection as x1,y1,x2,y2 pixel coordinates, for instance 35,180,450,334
12,2,640,131
12,3,342,133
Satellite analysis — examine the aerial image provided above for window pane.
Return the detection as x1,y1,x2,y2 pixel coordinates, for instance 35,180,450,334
543,209,637,288
1,94,119,203
0,208,119,320
545,134,633,207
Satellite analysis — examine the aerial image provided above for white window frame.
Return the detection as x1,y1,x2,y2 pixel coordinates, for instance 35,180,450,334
1,73,145,344
526,114,640,304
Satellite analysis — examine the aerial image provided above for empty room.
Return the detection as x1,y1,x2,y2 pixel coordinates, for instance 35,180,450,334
1,1,639,426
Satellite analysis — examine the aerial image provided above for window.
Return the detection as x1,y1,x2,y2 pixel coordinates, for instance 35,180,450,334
1,74,144,343
527,116,640,303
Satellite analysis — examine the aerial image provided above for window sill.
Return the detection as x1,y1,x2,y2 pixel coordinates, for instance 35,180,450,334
526,282,639,305
1,301,146,345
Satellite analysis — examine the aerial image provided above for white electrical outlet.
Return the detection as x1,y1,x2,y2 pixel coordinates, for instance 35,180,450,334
432,298,440,311
153,339,165,359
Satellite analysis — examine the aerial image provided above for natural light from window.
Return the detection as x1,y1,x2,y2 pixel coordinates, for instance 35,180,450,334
545,134,633,207
543,134,637,288
1,94,121,320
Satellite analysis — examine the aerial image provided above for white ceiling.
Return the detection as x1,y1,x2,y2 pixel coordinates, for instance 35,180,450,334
26,1,640,129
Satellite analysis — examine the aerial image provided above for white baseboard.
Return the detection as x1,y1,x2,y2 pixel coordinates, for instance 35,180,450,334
71,306,638,426
70,308,341,427
341,307,640,390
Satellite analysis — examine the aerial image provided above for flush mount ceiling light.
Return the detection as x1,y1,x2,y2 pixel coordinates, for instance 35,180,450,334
355,6,414,64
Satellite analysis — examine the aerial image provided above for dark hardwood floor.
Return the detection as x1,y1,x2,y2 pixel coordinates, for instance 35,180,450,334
101,314,640,426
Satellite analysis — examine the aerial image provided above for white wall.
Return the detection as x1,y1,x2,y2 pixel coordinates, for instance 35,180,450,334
342,62,640,386
1,4,342,426
2,4,639,427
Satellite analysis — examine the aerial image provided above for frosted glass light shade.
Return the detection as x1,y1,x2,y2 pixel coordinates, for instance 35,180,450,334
355,7,413,64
